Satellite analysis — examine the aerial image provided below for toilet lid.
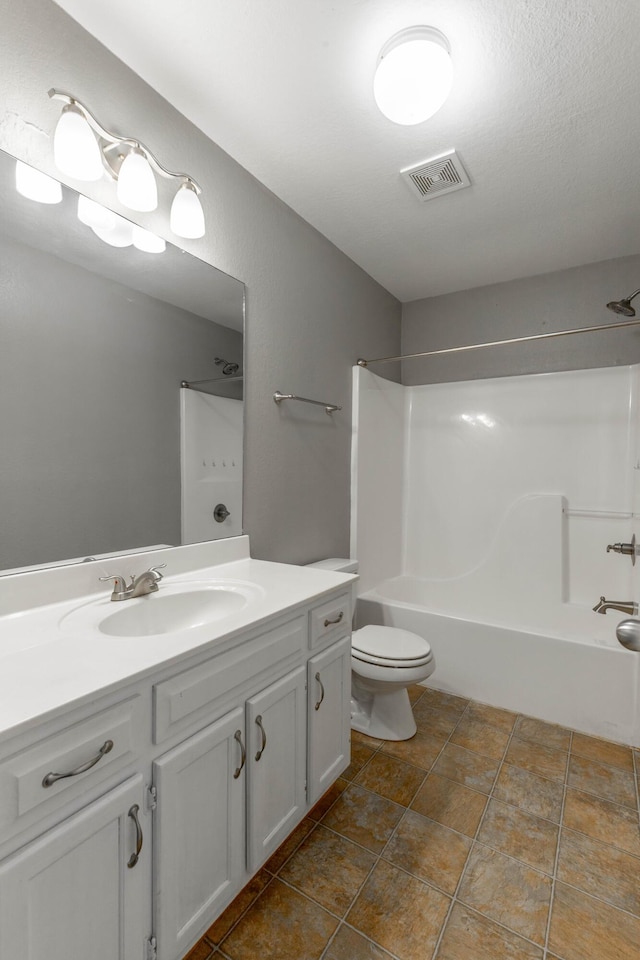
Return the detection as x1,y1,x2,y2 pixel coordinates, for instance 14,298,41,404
352,625,432,667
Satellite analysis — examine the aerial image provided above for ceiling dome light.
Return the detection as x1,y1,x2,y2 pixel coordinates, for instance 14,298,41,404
117,148,158,212
53,103,103,180
77,195,117,231
373,26,453,125
132,225,166,253
15,160,62,204
170,182,205,239
91,213,134,248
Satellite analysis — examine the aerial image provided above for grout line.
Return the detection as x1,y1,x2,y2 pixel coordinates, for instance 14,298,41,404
542,729,571,960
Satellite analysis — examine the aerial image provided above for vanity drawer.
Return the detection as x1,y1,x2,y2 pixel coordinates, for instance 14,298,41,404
0,695,143,833
154,615,306,744
309,593,352,650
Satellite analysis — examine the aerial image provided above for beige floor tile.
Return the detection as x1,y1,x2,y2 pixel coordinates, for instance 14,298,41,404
419,688,470,713
264,820,316,874
458,843,552,945
432,743,500,794
346,860,450,960
571,733,635,772
563,788,640,857
384,809,472,895
184,940,216,960
321,783,404,854
351,730,384,749
343,741,376,780
513,716,571,751
308,779,348,821
494,763,564,822
222,878,337,960
280,825,376,916
548,881,640,960
407,684,426,705
355,753,426,806
463,701,518,733
323,925,395,960
413,703,465,740
380,730,445,770
556,828,640,916
505,737,568,782
411,773,488,837
477,799,559,874
567,755,637,808
436,902,544,960
206,870,271,943
450,717,511,761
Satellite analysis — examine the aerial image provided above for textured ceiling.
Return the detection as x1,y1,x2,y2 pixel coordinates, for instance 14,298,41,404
53,0,640,302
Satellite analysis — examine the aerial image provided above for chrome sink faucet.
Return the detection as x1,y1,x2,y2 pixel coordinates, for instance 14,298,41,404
99,564,166,601
592,596,638,616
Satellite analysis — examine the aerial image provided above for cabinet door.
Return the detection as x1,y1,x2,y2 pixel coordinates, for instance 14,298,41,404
308,636,352,804
0,775,148,960
153,706,245,960
246,667,306,871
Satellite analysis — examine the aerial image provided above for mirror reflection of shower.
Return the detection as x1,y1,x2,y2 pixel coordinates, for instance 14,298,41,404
215,356,240,376
606,288,640,317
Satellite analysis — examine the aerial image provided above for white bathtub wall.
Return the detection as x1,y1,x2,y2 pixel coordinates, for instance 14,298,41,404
351,367,405,593
404,365,639,605
181,390,243,543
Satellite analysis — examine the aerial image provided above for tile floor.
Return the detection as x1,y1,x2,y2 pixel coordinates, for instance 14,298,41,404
184,685,640,960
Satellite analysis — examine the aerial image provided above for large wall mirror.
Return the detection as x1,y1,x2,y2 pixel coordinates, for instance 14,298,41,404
0,149,245,576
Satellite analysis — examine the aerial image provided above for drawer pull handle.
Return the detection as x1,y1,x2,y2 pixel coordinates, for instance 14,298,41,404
255,715,267,761
127,804,143,868
42,739,114,788
233,730,246,779
314,672,325,711
324,611,344,628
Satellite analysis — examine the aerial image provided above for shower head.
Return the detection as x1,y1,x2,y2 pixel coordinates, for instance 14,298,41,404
606,288,640,317
214,356,240,376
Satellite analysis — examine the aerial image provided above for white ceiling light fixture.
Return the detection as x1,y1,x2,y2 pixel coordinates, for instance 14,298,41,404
48,89,205,238
15,160,62,204
90,212,134,248
132,225,166,253
373,26,453,125
77,194,118,231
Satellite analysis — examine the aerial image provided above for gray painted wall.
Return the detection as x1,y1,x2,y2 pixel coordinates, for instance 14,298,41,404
1,234,242,570
401,255,640,385
0,0,401,565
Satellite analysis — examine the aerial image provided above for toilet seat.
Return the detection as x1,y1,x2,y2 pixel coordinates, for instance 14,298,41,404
352,625,432,668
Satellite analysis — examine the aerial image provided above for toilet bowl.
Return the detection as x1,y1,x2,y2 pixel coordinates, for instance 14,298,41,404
306,560,436,740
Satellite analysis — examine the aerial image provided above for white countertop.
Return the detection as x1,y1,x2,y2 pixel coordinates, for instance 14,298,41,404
0,537,355,742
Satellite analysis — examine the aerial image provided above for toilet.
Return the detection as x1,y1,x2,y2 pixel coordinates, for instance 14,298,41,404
307,559,435,741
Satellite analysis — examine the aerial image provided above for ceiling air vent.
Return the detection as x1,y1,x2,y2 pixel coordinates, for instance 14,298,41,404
401,150,470,202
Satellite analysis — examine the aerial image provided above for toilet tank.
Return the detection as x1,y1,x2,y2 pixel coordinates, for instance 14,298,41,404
306,558,359,614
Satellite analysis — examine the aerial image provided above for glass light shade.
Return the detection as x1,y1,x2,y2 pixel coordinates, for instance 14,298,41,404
132,225,166,253
374,27,453,125
15,160,62,204
116,149,158,212
91,213,134,248
53,105,104,180
77,195,117,231
170,183,205,239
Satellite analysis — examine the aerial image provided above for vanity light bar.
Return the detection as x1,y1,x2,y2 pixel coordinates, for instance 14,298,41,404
48,89,205,239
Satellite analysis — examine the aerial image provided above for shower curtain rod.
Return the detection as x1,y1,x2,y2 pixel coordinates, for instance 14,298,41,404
181,375,244,388
356,317,640,367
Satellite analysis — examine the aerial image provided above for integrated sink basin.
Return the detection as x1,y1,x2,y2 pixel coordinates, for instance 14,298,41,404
59,580,265,638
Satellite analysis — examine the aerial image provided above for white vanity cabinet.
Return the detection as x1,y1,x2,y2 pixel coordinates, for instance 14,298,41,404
0,775,149,960
0,577,352,960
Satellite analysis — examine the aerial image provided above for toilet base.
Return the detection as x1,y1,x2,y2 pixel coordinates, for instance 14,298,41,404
350,686,417,741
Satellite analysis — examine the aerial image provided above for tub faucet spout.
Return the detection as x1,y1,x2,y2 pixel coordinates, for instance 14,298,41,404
592,596,638,615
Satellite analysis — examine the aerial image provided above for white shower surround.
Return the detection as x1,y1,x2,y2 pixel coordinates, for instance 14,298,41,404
351,366,640,745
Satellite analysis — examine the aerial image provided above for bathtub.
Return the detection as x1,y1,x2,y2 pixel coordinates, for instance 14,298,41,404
357,575,640,747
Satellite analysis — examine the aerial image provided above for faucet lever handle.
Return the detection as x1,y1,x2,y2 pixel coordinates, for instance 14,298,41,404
98,574,134,601
147,564,166,580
